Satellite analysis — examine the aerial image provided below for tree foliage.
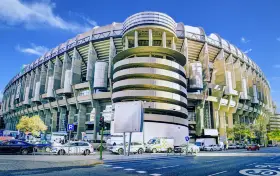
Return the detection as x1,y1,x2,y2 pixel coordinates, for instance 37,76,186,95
16,115,47,136
268,129,280,141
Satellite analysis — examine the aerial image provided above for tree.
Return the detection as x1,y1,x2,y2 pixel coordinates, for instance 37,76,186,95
268,129,280,142
16,115,47,136
253,116,269,146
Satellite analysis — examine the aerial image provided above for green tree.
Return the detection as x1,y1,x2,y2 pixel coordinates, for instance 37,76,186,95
254,116,269,146
16,115,47,136
268,129,280,142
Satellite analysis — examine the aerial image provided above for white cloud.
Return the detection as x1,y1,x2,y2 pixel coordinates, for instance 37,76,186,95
273,64,280,68
16,43,49,56
241,37,250,44
244,48,252,54
0,0,97,33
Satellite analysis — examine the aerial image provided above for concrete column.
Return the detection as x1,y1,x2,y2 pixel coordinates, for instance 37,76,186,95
45,61,54,97
77,104,86,140
71,48,82,85
219,111,226,138
53,57,62,90
51,109,58,133
61,53,71,88
108,37,116,91
162,31,166,48
33,68,41,101
38,111,45,124
213,110,219,129
93,101,101,140
124,36,128,50
86,43,98,82
68,105,76,125
45,110,52,132
59,107,67,131
39,64,47,94
195,103,204,136
29,71,35,99
172,37,176,50
23,74,30,105
149,29,153,46
227,113,233,129
134,31,138,47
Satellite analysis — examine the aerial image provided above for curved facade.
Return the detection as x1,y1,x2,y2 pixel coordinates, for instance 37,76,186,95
1,12,273,145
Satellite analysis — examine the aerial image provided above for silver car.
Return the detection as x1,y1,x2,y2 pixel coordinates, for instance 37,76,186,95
51,141,94,155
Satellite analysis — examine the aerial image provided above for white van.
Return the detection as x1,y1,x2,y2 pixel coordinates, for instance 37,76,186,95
195,138,216,150
145,137,174,153
51,132,67,143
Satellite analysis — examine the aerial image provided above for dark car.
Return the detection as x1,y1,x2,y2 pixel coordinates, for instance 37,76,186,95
0,140,35,155
247,144,260,151
33,141,52,152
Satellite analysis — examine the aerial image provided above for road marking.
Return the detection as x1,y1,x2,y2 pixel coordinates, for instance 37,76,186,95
150,174,162,176
113,166,124,169
205,160,221,163
155,165,180,170
208,171,227,176
102,164,112,167
124,168,135,171
246,163,257,166
136,171,147,174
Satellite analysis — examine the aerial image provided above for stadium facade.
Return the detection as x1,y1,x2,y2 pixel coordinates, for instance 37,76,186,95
1,12,273,144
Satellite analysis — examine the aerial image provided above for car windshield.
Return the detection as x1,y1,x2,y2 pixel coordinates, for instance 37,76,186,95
195,142,201,146
148,139,156,144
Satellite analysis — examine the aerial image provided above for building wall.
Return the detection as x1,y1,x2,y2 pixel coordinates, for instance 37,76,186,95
1,12,273,142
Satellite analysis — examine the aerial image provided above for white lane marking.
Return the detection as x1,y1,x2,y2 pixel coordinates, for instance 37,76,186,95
208,171,227,176
102,164,112,167
150,174,162,176
136,171,147,174
246,163,257,166
124,168,135,171
205,160,221,163
154,165,180,170
113,166,124,169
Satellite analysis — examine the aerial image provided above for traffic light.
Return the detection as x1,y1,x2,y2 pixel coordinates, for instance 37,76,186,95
99,117,105,129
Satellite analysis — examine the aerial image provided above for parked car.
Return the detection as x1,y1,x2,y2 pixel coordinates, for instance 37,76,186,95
247,144,260,151
236,143,246,149
145,137,174,153
0,140,35,155
109,142,145,155
204,145,223,151
51,141,94,155
228,144,237,149
174,143,200,153
33,141,52,152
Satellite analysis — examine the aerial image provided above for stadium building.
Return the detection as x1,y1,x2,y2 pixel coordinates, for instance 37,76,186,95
1,12,273,144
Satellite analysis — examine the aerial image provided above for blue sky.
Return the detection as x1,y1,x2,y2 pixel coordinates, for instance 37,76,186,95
0,0,280,110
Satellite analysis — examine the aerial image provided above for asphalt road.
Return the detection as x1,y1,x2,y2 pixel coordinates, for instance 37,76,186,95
1,147,280,176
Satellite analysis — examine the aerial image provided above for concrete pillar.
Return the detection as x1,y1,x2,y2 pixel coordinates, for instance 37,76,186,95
86,43,98,82
108,37,116,91
162,31,166,48
172,37,176,50
51,109,58,133
53,57,62,90
124,36,128,50
59,107,67,131
29,71,35,99
77,104,86,140
71,48,82,85
68,105,76,125
23,74,30,105
61,53,71,88
33,68,41,101
45,110,52,132
93,101,101,140
134,31,138,47
195,103,204,136
45,61,54,97
219,111,226,138
149,29,153,46
213,110,219,129
227,113,233,129
39,64,47,94
38,111,45,124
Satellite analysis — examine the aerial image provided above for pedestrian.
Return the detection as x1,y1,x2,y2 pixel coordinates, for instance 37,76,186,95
224,144,226,151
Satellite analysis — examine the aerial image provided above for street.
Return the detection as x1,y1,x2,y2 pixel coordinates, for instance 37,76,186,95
1,147,280,176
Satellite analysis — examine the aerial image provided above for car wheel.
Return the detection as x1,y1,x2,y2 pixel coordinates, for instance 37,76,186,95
58,149,65,155
210,148,213,151
167,148,172,153
118,148,124,155
84,149,90,155
138,148,144,154
21,149,28,155
152,148,157,153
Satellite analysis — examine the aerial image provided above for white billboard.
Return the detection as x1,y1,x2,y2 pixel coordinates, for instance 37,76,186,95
114,101,144,133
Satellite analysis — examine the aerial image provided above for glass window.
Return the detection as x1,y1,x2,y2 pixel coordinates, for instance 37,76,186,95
78,142,89,146
153,40,162,46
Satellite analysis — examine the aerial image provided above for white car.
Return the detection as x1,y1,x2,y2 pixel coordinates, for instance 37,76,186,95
109,142,145,155
228,144,237,149
204,145,223,151
175,143,200,153
51,141,94,155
